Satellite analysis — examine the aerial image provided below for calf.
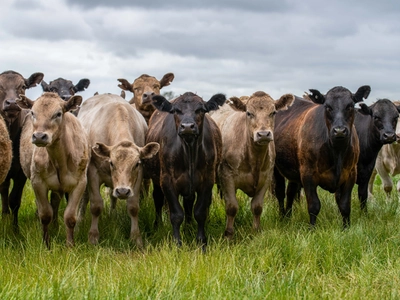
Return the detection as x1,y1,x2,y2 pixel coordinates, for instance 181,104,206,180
0,116,12,184
145,92,225,250
0,70,44,227
354,99,400,209
274,86,370,227
17,93,89,247
117,73,174,124
77,94,159,247
211,91,294,237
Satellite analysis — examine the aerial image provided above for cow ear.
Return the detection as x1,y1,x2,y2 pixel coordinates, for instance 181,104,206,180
140,142,160,160
358,103,372,116
308,89,325,104
152,95,172,112
275,94,295,111
159,73,175,89
25,72,44,89
205,93,226,112
92,143,111,158
16,95,34,109
353,85,371,103
228,96,247,112
120,90,126,99
117,78,133,92
63,95,82,112
74,79,90,92
41,80,49,91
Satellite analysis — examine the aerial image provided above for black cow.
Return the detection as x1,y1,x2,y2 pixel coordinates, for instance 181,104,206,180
145,92,225,251
354,99,400,211
0,70,44,226
274,86,370,227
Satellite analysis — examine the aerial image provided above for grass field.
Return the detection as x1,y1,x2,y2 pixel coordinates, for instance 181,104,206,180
1,178,400,299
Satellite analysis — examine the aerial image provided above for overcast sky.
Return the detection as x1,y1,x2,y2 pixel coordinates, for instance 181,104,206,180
1,0,400,104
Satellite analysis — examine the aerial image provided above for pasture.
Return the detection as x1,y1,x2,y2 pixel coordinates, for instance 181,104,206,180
1,179,400,299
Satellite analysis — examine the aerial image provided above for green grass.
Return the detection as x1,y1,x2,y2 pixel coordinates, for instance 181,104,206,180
1,179,400,299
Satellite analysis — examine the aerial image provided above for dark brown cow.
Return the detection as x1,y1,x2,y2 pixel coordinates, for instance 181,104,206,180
0,70,44,226
145,92,225,250
41,77,90,100
117,73,174,124
0,116,12,184
211,91,294,238
17,93,89,248
274,86,370,227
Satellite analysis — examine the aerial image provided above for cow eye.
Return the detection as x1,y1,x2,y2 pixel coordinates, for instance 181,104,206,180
270,111,277,117
53,112,62,119
346,105,354,111
174,108,182,115
31,111,35,119
325,105,333,112
246,111,254,118
21,85,27,90
136,160,141,168
109,160,114,168
50,87,58,92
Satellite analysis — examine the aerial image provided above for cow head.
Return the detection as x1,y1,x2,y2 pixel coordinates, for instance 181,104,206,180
93,141,160,199
152,92,226,144
0,70,44,122
117,73,174,107
358,99,400,144
16,92,82,147
308,85,371,144
230,92,295,145
41,78,90,101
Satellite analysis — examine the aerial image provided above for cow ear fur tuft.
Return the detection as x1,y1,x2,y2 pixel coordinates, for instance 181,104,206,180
308,89,325,104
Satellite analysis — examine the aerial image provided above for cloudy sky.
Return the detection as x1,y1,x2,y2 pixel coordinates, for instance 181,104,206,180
1,0,400,104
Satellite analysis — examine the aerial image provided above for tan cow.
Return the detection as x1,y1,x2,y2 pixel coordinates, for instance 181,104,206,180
117,73,174,124
17,92,89,248
211,91,295,237
0,116,12,184
369,102,400,196
78,94,159,247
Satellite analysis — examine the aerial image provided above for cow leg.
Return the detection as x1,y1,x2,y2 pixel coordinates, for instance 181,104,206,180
8,175,27,228
368,168,378,198
1,178,11,216
152,183,164,229
221,178,238,238
127,172,143,248
183,194,195,224
32,181,52,249
50,191,63,227
162,182,184,246
194,184,213,252
302,178,320,227
376,164,393,196
64,178,87,247
273,168,286,217
335,184,352,229
78,188,89,222
286,182,301,218
358,182,369,212
87,167,103,245
251,186,268,231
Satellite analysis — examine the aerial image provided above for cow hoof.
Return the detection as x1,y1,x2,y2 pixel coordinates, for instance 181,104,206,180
224,229,234,239
88,231,99,245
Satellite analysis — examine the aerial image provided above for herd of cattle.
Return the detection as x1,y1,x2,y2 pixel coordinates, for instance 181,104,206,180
0,70,400,251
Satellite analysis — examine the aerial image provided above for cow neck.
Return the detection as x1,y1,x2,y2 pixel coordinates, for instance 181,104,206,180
247,132,270,191
180,135,200,195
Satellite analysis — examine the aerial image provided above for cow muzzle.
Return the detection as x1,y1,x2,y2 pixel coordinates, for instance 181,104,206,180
32,132,49,147
382,132,397,144
254,131,273,145
332,127,349,139
3,99,21,118
113,187,133,199
142,92,155,105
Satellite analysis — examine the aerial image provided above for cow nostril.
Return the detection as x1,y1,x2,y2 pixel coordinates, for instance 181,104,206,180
115,188,130,198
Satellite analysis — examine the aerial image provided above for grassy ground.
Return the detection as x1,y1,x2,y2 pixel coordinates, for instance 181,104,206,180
1,179,400,299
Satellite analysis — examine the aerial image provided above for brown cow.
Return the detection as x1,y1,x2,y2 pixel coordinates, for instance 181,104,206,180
117,73,174,123
0,116,12,184
17,93,89,248
274,86,370,228
0,70,44,227
145,92,225,251
77,94,159,247
211,91,295,237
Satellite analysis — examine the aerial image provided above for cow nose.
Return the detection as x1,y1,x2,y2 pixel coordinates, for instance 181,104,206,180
32,132,48,145
61,94,71,101
114,187,131,199
256,131,273,142
180,122,196,134
333,127,348,138
383,132,396,143
142,92,155,104
4,99,19,109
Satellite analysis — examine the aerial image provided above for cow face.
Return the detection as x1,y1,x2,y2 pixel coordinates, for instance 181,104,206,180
359,99,400,144
16,92,82,147
41,78,90,100
309,85,370,143
232,92,295,145
0,70,44,121
93,141,160,199
118,73,174,107
152,92,226,144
